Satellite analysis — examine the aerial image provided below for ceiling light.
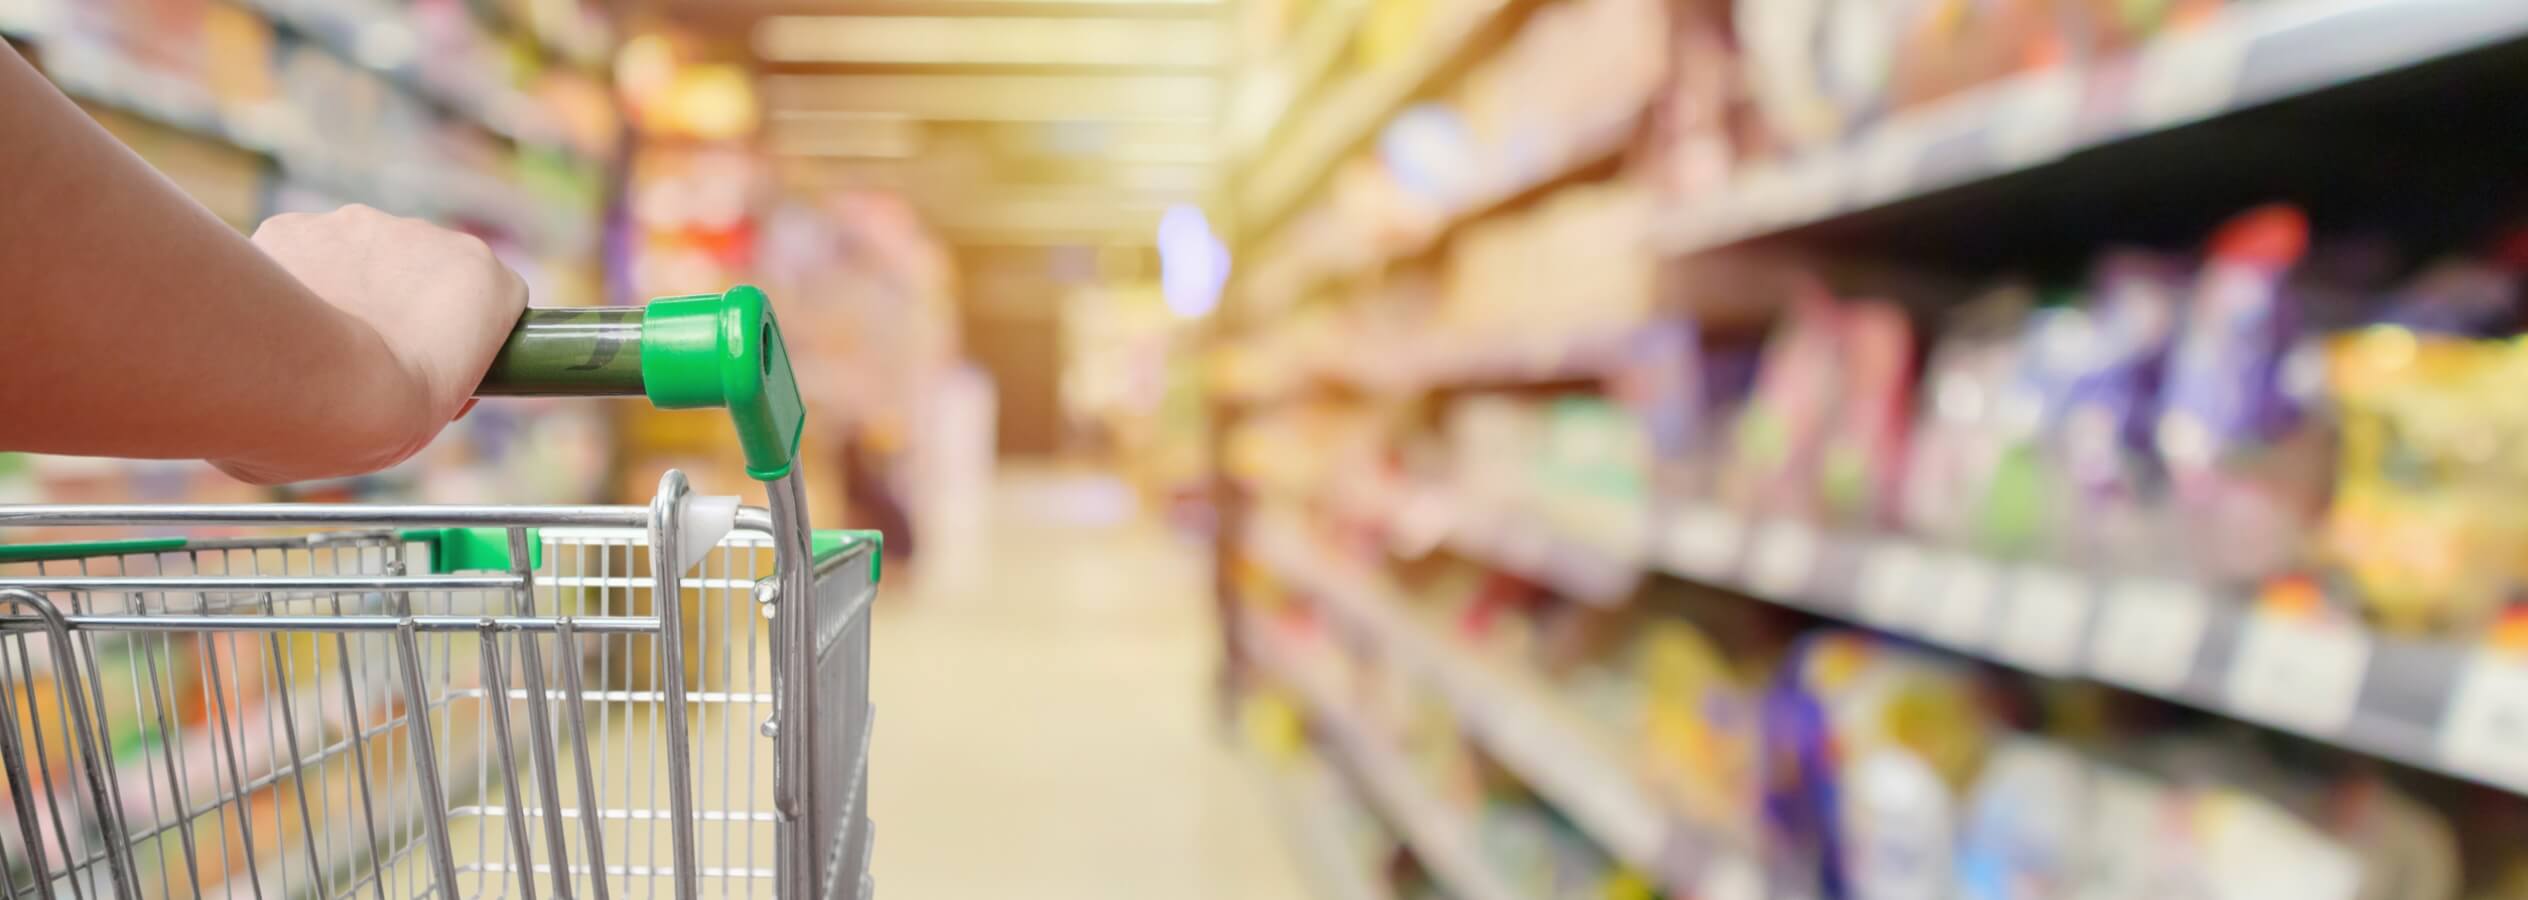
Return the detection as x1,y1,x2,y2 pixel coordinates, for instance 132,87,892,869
766,74,1216,123
755,16,1223,68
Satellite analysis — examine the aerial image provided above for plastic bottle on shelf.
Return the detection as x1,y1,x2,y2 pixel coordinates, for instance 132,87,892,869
1954,738,2091,900
1761,632,1993,900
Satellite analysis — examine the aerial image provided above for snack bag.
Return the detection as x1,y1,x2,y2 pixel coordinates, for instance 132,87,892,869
2323,327,2528,634
1636,619,1761,830
1817,301,1917,529
1725,287,1846,518
1889,0,2063,109
1900,286,2033,545
2000,253,2184,562
2158,205,2326,580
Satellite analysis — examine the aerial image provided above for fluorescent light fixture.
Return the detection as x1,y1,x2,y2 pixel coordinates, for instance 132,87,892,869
930,200,1169,238
1034,122,1218,164
1157,204,1227,318
778,160,1209,199
767,111,925,158
755,16,1224,67
766,74,1217,123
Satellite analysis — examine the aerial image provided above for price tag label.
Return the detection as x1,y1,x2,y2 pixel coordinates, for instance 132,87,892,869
1775,156,1842,225
1853,121,1925,203
1921,553,2001,649
2129,27,2246,128
1695,853,1768,900
2226,613,2370,737
1735,166,1796,228
1856,541,1930,629
1994,564,2091,675
2089,578,2209,694
1746,519,1821,598
1990,71,2080,166
1661,505,1744,579
2441,653,2528,793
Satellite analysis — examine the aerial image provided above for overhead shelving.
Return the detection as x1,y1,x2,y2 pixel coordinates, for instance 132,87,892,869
1236,0,1519,233
1645,0,2528,258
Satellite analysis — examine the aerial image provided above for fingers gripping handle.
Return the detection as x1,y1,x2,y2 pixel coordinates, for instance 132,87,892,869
477,286,807,481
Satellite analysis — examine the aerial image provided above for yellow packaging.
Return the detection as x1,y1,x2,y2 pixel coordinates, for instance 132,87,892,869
2324,327,2528,635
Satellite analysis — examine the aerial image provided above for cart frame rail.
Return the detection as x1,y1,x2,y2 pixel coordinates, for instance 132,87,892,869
0,286,876,899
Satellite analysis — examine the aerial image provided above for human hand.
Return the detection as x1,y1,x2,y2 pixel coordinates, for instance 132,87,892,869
214,205,527,484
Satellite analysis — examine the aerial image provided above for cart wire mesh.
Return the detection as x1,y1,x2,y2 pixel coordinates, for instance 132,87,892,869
0,480,877,900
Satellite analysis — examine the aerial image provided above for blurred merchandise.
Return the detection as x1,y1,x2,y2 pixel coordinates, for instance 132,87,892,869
1244,0,1664,310
6,0,620,516
1223,0,2528,896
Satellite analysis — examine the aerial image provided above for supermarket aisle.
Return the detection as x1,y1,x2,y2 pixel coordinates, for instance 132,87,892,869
868,466,1310,899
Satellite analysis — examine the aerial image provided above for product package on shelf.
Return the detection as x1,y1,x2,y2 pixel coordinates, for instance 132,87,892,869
2156,205,2329,583
1751,631,2467,900
1246,0,1669,308
2320,324,2528,637
1440,184,1657,348
1716,284,1914,530
1648,200,2528,645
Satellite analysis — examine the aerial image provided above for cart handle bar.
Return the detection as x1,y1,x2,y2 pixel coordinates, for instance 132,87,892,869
477,286,805,482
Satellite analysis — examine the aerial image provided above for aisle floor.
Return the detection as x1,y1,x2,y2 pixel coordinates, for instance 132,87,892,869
868,467,1312,899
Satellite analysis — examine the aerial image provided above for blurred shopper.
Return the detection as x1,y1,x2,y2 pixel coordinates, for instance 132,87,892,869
765,196,968,575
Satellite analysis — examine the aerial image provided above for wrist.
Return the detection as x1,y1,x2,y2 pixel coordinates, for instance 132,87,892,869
212,315,434,484
335,325,440,471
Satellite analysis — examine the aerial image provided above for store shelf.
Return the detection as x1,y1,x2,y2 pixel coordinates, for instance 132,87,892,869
1646,0,2528,255
0,0,43,39
470,0,612,74
238,0,587,160
1317,469,2528,797
39,50,575,250
1239,324,1649,407
1248,752,1397,900
1254,118,1635,308
1647,501,2528,797
1327,473,1641,604
1251,523,1754,897
9,673,498,899
1436,505,1640,605
1238,0,1520,233
1226,0,1374,163
1237,612,1524,900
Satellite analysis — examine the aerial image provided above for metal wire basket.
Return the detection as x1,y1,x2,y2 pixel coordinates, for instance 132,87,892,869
0,287,878,899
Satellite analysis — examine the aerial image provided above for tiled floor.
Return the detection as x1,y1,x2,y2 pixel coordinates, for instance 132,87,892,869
867,468,1311,899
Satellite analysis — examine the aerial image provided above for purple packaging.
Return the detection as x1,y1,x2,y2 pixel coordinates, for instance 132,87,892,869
2157,206,2310,472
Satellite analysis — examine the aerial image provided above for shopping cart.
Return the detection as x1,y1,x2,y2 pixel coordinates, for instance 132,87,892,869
0,287,877,899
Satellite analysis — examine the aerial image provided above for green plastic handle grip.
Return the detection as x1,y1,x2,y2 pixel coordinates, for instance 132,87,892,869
476,286,806,481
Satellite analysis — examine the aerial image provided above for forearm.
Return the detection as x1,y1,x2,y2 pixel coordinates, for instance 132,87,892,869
0,45,415,468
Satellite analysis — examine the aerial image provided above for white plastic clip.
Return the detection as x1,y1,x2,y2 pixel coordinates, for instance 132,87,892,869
676,494,741,573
